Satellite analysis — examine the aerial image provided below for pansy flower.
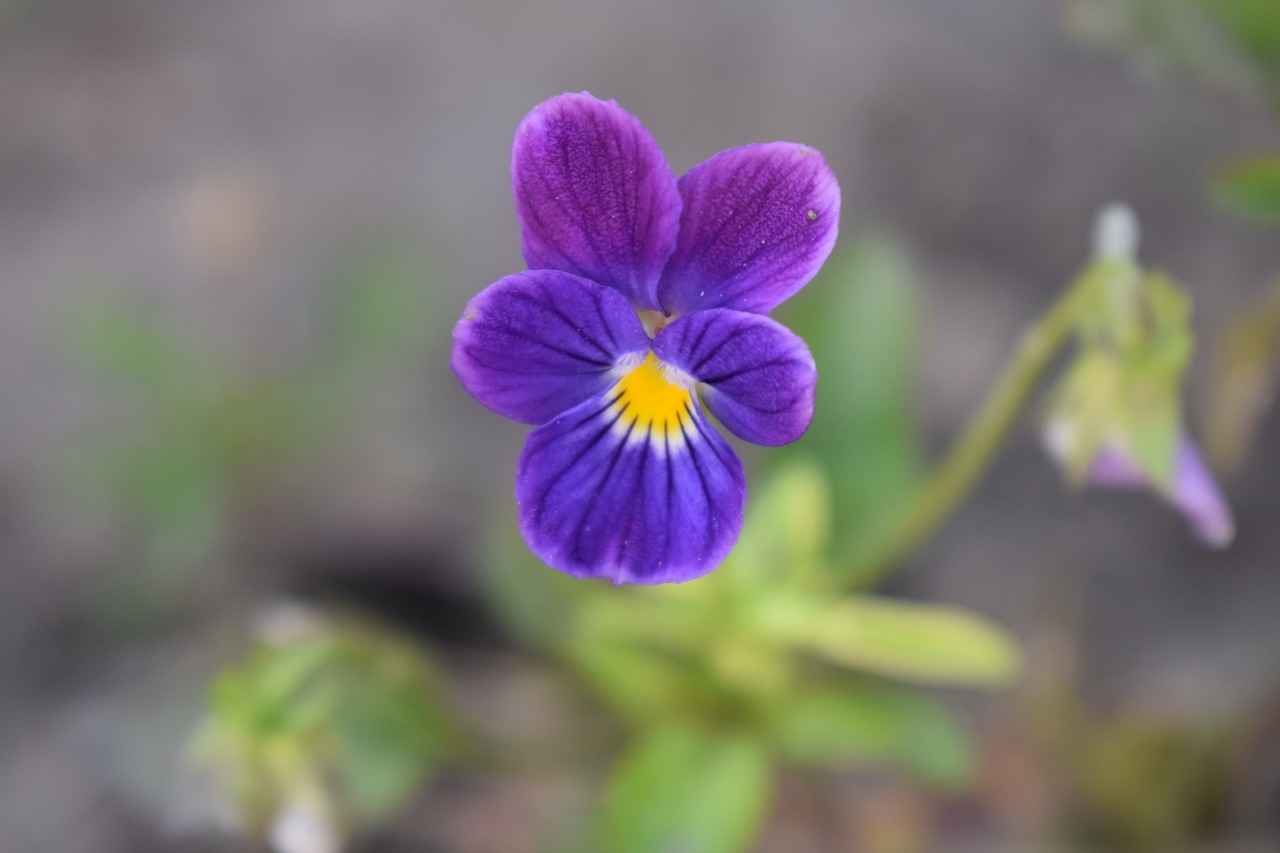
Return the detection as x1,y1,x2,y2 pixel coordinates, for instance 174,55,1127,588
452,92,839,584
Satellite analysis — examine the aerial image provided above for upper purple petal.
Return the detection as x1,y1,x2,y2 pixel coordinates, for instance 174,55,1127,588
515,386,746,584
657,142,840,316
451,269,649,425
512,92,681,311
654,309,817,446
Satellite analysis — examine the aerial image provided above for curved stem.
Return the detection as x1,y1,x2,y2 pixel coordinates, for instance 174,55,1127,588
840,277,1091,587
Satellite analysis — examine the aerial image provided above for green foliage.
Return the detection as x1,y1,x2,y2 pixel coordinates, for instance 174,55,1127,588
771,598,1021,686
1065,0,1280,106
189,610,452,843
1211,154,1280,226
1074,716,1230,850
1197,0,1280,72
322,242,437,364
1204,276,1280,470
486,460,1020,852
63,245,433,585
1026,682,1235,852
602,723,771,853
768,681,973,788
778,236,924,548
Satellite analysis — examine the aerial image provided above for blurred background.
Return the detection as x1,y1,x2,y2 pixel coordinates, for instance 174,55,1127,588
4,0,1280,850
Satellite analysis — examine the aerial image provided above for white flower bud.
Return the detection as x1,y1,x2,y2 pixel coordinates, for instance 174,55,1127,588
1092,202,1140,262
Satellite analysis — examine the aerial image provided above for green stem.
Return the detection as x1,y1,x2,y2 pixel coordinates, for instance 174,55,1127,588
841,277,1091,587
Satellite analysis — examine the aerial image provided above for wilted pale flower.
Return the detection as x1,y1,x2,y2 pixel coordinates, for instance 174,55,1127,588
1045,422,1234,548
1041,203,1233,548
452,92,839,584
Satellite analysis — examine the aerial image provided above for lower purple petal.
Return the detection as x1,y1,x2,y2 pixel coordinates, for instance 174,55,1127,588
654,309,816,446
1169,437,1234,548
1081,434,1234,548
515,387,745,584
451,270,649,424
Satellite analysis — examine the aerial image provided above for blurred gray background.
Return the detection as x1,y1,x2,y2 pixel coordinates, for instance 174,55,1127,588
3,0,1280,850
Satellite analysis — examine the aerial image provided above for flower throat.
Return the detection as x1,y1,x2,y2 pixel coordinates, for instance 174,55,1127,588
609,352,694,446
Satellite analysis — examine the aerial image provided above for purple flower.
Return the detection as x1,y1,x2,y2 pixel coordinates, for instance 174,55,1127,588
1045,424,1234,548
1086,437,1234,548
452,93,839,584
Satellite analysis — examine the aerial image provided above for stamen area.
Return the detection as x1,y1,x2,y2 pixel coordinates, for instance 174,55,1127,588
609,352,694,450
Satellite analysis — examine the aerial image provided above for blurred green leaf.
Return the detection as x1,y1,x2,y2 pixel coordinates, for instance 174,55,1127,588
334,683,449,819
193,615,451,834
482,513,594,653
778,598,1021,686
779,235,924,541
1119,368,1181,489
1045,350,1124,485
602,723,771,853
1198,0,1280,68
1141,272,1193,369
1076,257,1144,350
324,246,432,360
1211,154,1280,226
1065,0,1280,103
1205,275,1280,470
104,442,225,535
769,682,974,788
64,299,195,387
729,457,830,584
1075,713,1232,850
572,640,718,726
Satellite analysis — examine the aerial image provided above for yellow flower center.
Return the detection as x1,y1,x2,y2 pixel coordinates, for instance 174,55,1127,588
609,352,694,449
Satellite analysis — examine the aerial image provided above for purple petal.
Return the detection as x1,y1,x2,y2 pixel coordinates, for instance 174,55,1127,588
512,92,681,311
657,142,840,316
1079,434,1234,548
1084,443,1149,489
654,309,816,446
1169,437,1234,548
451,269,649,425
515,379,746,584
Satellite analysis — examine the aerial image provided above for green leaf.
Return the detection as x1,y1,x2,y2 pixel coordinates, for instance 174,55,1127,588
779,597,1021,686
1211,154,1280,226
1117,369,1181,490
729,458,831,584
571,640,715,726
333,684,447,820
1065,0,1280,99
1198,0,1280,67
1117,271,1192,488
64,299,194,387
769,682,974,788
194,618,451,833
323,245,432,360
602,723,771,853
481,509,593,653
1044,350,1124,485
777,235,924,538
